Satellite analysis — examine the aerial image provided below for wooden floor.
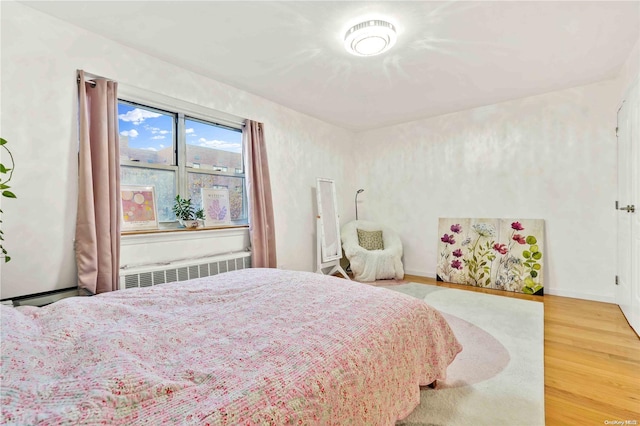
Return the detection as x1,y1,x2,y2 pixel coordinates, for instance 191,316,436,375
405,275,640,425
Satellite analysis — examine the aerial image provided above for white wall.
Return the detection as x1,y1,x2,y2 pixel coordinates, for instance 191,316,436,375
0,2,355,299
354,79,622,302
618,37,640,98
0,1,634,303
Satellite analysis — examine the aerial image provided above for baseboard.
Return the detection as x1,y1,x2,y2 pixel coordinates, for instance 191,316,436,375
404,268,436,278
3,288,79,307
404,269,616,304
545,288,615,304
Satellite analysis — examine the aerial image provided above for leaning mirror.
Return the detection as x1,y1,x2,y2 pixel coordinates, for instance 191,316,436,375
316,178,341,262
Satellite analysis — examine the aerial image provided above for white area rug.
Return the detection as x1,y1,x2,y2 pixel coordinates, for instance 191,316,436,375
386,283,545,426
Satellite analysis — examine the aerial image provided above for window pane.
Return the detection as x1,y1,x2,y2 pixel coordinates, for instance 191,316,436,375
185,119,243,173
188,173,246,222
121,166,176,222
118,101,175,165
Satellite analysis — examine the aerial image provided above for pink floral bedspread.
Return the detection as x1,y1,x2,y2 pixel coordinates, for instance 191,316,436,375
1,268,461,425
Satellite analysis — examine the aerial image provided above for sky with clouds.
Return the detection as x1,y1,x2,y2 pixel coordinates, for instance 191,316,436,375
118,103,242,153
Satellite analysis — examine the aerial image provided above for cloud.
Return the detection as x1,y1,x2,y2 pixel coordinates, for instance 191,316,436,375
185,128,195,134
159,144,165,148
197,138,242,153
151,135,166,140
119,108,161,125
144,125,170,135
120,129,139,138
141,147,157,151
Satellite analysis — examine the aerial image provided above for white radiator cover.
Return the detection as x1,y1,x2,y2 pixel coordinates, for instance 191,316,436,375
119,251,251,290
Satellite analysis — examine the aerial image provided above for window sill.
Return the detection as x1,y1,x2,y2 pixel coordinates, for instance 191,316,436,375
122,224,248,237
121,225,249,245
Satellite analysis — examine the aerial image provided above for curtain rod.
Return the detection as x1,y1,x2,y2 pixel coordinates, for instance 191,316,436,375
77,70,110,87
78,70,248,128
77,75,96,87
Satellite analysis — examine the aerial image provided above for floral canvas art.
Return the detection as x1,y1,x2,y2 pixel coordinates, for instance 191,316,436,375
437,218,544,295
201,188,231,226
120,185,158,231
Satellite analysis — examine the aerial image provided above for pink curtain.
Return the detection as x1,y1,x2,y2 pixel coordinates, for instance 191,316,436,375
75,70,121,294
244,120,277,268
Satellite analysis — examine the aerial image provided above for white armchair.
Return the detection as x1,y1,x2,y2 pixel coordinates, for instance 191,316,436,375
341,220,404,282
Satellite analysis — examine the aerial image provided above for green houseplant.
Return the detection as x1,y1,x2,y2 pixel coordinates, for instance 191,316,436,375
172,195,204,229
0,138,16,262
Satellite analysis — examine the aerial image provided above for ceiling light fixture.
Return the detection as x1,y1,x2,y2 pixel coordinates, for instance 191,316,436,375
344,19,397,57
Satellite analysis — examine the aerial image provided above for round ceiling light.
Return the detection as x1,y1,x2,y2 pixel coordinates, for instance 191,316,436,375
344,19,397,57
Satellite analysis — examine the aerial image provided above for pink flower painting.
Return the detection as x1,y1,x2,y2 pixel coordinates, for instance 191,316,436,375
513,234,526,244
451,259,463,270
437,218,545,295
207,199,228,221
450,224,462,234
511,221,524,231
493,243,508,255
441,234,456,245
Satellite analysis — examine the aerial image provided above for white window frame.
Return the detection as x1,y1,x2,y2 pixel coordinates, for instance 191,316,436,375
118,84,247,229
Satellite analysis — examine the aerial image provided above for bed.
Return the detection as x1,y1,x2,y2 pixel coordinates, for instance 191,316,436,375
1,268,461,425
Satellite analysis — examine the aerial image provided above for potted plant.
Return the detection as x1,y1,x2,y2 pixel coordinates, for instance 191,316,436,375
0,138,16,262
172,195,204,229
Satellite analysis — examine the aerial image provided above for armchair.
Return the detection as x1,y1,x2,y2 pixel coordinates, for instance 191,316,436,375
341,220,404,282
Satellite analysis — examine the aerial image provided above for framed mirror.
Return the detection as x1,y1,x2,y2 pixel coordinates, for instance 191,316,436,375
316,178,341,262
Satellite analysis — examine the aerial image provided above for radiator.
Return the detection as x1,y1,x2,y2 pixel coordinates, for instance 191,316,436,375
119,251,252,290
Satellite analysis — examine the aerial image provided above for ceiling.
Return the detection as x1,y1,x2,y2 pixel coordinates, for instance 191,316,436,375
22,1,640,131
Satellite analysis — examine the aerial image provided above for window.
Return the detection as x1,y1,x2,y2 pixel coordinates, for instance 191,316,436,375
118,100,247,227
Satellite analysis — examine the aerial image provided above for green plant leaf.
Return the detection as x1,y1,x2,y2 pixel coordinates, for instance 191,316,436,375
522,286,534,294
530,244,539,253
172,195,197,220
523,251,531,259
533,263,541,270
524,276,535,286
532,252,542,260
0,139,12,262
530,270,538,278
526,235,537,245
